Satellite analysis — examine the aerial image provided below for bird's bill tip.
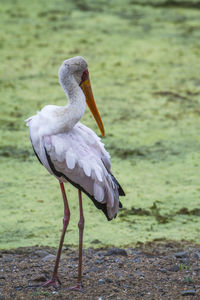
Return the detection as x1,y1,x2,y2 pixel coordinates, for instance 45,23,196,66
80,77,105,137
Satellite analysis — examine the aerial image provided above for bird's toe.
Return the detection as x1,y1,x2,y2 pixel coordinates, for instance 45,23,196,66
41,277,61,288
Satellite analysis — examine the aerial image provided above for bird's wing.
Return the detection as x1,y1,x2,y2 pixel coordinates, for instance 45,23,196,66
43,123,120,220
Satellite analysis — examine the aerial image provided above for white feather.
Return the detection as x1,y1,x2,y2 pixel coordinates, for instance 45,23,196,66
95,168,103,182
66,149,76,169
44,136,52,152
53,137,65,162
79,159,91,177
94,183,104,202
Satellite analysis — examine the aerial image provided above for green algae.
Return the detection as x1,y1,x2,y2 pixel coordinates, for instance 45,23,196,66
0,0,200,249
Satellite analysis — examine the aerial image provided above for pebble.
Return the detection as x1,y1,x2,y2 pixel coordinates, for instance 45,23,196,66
41,254,56,262
98,279,105,285
105,278,113,283
135,270,144,277
105,248,127,257
134,257,141,263
181,289,196,296
123,284,132,289
159,268,167,273
34,250,50,258
175,252,188,258
88,267,99,273
32,274,47,282
14,286,23,291
193,251,200,259
118,262,124,268
179,257,190,264
94,259,103,265
169,265,179,272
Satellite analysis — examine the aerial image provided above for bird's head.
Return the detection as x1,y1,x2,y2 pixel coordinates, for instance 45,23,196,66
59,56,105,137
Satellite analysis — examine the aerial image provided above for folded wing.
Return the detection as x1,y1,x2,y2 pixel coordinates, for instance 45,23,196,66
42,122,124,220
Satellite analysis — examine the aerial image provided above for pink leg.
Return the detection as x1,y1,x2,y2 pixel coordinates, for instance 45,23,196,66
42,182,70,287
69,189,85,292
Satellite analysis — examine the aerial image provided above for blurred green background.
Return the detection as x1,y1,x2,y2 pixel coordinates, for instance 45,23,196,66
0,0,200,249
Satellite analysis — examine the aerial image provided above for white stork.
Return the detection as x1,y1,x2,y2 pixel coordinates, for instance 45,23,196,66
26,56,125,291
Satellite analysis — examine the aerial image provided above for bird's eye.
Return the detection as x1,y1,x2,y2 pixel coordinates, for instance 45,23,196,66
80,69,89,86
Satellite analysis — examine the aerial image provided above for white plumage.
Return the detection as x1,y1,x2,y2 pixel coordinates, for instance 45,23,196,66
27,118,119,218
26,56,124,220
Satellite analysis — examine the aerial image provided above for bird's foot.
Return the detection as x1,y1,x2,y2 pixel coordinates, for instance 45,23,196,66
69,282,85,293
41,277,61,288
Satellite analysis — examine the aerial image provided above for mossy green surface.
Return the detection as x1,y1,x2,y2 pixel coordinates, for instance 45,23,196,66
0,0,200,249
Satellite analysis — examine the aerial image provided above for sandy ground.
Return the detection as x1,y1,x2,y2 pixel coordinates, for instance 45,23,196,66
0,241,199,299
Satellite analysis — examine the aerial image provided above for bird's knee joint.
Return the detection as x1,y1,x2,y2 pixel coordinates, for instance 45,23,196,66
63,213,70,227
78,217,84,230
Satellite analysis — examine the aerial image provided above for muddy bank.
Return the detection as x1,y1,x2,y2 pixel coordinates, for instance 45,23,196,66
0,242,200,299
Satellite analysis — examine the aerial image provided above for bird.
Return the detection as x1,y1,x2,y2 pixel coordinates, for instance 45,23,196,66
26,56,125,292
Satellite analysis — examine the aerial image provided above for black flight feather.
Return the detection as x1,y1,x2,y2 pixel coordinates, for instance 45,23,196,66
44,147,112,221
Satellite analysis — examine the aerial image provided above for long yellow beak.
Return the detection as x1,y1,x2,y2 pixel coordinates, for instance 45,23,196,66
80,73,105,137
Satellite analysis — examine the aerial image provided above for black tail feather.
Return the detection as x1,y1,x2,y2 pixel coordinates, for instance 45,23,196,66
45,147,124,220
109,173,125,197
44,147,111,220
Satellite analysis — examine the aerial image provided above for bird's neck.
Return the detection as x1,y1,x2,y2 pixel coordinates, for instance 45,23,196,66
59,75,86,131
